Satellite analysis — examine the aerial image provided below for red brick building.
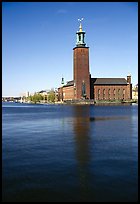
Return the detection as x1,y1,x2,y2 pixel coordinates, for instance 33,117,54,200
58,21,132,102
91,76,132,101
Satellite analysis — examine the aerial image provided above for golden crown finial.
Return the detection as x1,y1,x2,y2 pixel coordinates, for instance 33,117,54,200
78,18,84,32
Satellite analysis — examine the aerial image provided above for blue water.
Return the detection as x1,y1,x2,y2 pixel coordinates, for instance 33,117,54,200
2,102,138,202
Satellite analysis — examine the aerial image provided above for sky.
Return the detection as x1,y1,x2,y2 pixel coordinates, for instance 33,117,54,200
2,2,138,97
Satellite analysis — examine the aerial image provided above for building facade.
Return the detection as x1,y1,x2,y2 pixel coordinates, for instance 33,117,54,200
58,22,132,102
132,84,138,100
91,76,132,101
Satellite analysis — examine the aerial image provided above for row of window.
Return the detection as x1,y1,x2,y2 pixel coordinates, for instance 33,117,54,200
97,88,126,100
97,88,125,95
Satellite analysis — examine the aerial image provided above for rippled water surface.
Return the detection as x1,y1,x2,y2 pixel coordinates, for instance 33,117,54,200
2,102,138,202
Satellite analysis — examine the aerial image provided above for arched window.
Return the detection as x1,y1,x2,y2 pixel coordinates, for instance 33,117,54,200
113,89,115,95
108,89,111,99
98,89,100,100
118,89,120,99
82,81,86,98
113,89,116,99
123,89,125,99
103,89,105,99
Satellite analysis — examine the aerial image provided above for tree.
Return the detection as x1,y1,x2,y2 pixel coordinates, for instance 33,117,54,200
47,91,55,102
28,93,43,103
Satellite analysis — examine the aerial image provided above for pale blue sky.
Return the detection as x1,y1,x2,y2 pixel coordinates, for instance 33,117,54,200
2,2,138,97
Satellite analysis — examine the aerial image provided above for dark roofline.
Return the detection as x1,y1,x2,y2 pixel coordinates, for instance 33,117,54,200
63,80,74,87
91,78,127,85
73,46,89,50
63,84,74,87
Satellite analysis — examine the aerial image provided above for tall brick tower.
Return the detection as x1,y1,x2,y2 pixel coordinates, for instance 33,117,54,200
73,19,90,99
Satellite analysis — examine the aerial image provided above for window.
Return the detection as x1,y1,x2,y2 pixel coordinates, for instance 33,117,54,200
82,81,86,97
113,89,115,99
113,89,115,95
108,89,111,99
98,89,100,100
123,89,125,99
118,89,120,99
103,89,105,99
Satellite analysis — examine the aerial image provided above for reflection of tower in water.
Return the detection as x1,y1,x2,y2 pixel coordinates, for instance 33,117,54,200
73,105,91,201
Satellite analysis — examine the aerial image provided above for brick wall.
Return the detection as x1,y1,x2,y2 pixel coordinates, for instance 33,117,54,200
126,83,132,99
93,85,131,100
63,86,74,100
73,47,90,99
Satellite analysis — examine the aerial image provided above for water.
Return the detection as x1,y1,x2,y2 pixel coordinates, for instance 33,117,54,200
2,102,138,202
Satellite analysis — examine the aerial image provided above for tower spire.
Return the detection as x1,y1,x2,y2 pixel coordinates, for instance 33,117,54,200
78,18,83,32
79,23,82,32
76,18,86,47
61,76,64,86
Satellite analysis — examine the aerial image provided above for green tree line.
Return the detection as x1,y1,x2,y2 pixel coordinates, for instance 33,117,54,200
27,92,55,103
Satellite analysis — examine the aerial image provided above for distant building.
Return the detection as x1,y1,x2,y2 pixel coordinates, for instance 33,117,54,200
26,91,29,97
58,21,132,101
132,84,138,100
38,90,48,96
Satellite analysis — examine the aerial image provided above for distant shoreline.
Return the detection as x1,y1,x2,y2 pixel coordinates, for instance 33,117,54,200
3,99,137,106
